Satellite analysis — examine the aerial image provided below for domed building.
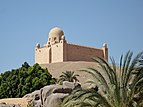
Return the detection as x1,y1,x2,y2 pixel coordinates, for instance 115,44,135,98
35,27,108,64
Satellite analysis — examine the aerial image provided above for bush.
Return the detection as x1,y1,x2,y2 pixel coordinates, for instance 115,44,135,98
0,62,55,98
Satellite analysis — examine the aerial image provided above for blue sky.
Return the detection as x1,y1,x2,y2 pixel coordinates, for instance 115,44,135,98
0,0,143,73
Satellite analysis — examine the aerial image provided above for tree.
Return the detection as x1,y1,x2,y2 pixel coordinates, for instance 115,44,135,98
0,62,55,98
62,51,143,107
58,71,79,84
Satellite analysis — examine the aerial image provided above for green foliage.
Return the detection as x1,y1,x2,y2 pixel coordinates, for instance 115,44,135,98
0,62,55,98
58,71,79,84
62,51,143,107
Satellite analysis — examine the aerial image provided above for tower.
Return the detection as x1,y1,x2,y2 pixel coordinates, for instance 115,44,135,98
35,27,67,64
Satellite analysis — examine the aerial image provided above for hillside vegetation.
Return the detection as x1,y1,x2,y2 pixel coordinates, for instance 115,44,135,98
0,62,55,98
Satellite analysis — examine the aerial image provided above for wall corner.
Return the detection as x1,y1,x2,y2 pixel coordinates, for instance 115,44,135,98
102,43,108,61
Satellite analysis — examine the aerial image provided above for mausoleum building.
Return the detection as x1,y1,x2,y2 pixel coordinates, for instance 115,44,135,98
35,27,108,64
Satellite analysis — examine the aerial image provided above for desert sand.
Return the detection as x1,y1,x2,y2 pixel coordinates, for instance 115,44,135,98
0,98,29,107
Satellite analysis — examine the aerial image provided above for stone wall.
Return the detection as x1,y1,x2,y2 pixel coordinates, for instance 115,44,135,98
66,43,104,62
51,42,64,63
35,42,108,64
35,47,51,64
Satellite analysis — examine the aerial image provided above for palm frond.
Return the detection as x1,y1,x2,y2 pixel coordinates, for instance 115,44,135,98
81,68,110,94
92,57,117,86
62,51,143,107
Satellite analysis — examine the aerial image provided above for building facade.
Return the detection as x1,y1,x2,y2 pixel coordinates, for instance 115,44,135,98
35,27,108,64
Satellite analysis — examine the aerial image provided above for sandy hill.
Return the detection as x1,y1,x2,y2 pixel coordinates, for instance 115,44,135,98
41,61,98,87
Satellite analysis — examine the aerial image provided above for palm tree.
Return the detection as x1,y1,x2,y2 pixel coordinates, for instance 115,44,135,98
62,51,143,107
58,71,79,84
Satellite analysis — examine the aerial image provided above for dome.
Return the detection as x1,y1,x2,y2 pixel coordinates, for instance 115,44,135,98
48,27,64,38
48,27,65,45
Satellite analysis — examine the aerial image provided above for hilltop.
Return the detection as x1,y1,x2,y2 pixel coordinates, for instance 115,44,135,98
41,61,98,87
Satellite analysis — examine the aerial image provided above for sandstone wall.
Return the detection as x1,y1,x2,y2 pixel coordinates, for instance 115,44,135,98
35,47,51,64
51,43,64,63
66,43,104,62
35,42,108,64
